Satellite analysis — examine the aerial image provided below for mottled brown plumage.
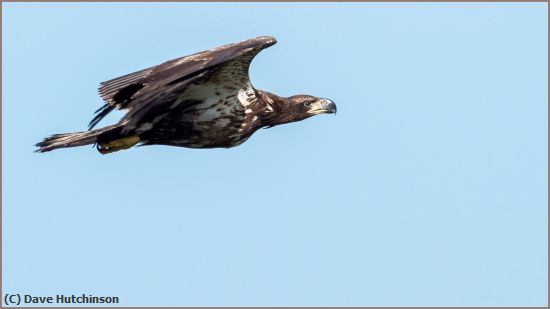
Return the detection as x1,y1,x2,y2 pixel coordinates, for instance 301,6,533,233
35,36,336,154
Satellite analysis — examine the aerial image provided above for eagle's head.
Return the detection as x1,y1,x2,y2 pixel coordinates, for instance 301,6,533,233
283,95,337,123
257,91,337,128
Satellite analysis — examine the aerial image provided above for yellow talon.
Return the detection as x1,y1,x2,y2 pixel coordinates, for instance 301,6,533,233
98,135,140,154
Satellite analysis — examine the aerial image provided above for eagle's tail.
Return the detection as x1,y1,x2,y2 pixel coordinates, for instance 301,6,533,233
35,124,133,154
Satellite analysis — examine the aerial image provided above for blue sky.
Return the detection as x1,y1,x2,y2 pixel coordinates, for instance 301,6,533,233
2,3,548,306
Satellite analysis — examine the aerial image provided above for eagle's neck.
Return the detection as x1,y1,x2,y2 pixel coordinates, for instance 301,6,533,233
256,90,294,128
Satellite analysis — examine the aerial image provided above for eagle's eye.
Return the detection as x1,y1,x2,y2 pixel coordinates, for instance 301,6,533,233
303,101,313,108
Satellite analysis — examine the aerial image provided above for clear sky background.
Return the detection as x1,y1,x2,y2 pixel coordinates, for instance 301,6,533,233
2,3,548,307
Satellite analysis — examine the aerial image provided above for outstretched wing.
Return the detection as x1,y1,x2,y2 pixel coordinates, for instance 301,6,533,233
90,36,277,130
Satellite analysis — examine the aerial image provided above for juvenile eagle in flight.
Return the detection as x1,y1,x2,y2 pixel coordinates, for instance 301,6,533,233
36,36,336,154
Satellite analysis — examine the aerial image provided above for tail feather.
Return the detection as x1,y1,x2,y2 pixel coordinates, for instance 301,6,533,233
35,125,120,153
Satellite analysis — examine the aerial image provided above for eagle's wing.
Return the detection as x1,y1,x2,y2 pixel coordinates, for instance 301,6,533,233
90,36,277,130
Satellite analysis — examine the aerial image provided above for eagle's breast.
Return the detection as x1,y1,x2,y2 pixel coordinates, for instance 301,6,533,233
138,55,264,148
168,62,259,147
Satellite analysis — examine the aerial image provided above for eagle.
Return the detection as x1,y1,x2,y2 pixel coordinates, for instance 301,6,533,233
35,36,336,154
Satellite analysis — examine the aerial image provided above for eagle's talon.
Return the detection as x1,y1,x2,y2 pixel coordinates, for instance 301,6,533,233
97,135,140,154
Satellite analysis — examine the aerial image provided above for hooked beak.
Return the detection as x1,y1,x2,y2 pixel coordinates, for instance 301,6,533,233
309,98,337,115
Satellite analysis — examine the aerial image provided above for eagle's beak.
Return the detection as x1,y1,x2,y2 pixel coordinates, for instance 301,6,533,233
310,98,337,115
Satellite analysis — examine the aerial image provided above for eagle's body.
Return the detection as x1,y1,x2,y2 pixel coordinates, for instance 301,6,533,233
36,36,336,154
